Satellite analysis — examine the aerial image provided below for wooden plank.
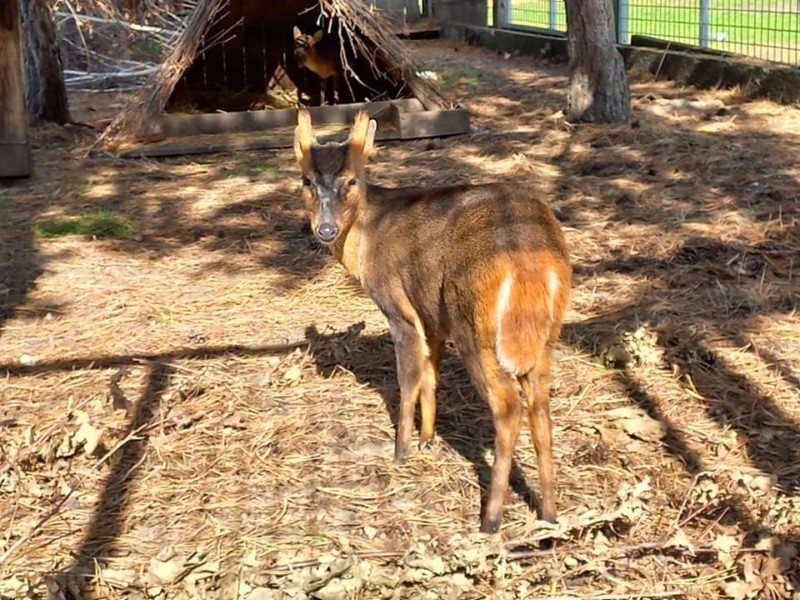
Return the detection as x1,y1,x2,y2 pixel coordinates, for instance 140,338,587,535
120,121,403,158
0,0,32,178
122,98,470,158
392,103,471,139
156,100,415,138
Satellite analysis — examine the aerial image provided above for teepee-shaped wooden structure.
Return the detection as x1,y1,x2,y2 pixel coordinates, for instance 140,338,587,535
94,0,468,157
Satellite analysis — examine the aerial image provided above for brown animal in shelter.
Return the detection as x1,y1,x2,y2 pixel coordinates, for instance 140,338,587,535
292,26,343,105
293,110,571,533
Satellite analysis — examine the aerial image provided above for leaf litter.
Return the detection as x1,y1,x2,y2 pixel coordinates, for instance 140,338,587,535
1,38,799,599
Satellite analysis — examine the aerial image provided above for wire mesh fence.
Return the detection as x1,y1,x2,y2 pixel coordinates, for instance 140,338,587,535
496,0,567,31
621,0,800,64
497,0,800,65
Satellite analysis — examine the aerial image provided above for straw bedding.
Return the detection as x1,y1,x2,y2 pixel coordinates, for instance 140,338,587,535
1,39,798,599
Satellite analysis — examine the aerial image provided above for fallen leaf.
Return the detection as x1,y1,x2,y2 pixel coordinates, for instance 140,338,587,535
722,580,751,600
248,588,277,600
148,554,185,585
243,549,260,568
222,411,246,429
713,534,741,554
747,473,777,495
713,533,741,567
73,411,103,455
605,406,666,442
666,529,696,554
99,567,138,588
283,364,303,383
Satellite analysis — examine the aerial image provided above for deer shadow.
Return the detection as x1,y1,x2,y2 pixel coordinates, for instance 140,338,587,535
303,321,549,526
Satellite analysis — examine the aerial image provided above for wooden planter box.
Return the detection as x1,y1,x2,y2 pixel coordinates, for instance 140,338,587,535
119,99,470,158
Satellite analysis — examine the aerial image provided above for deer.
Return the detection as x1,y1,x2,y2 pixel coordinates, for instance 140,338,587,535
293,110,571,533
292,26,343,105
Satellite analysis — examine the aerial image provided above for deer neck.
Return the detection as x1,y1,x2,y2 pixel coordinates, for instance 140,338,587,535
330,202,371,282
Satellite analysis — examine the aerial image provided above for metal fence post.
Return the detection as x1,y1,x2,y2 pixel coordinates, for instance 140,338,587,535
699,0,711,47
614,0,629,44
492,0,503,27
549,0,557,30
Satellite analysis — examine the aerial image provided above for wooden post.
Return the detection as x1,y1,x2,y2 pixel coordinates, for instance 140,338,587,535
0,0,32,178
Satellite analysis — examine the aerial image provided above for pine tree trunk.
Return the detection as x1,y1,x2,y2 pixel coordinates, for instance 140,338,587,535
564,0,630,123
21,0,70,124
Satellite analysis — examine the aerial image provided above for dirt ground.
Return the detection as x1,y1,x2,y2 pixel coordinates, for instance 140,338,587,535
1,38,799,599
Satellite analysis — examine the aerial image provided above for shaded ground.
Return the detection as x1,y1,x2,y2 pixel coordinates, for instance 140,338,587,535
1,39,799,599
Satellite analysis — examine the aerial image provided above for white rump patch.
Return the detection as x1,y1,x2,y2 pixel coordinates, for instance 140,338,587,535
547,269,560,321
495,273,518,374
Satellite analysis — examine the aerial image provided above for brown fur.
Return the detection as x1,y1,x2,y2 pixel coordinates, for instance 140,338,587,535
292,26,342,105
293,110,571,533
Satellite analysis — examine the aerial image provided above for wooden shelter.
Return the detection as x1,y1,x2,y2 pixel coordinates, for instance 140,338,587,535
95,0,469,157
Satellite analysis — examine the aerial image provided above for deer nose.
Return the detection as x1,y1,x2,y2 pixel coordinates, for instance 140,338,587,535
315,222,339,242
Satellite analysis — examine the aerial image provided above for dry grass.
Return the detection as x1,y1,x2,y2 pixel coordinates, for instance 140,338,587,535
1,39,799,599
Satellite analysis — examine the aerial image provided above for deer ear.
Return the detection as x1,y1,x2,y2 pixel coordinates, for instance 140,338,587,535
348,111,377,170
312,29,324,44
294,109,316,164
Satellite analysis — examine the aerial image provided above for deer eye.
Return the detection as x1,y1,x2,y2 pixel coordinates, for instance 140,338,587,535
346,177,358,187
301,176,311,187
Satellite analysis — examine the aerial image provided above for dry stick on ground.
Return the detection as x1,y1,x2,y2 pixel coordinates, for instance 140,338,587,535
0,491,75,566
0,422,153,567
263,551,407,575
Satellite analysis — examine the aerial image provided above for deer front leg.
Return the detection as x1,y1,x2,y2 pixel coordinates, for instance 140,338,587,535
390,320,428,465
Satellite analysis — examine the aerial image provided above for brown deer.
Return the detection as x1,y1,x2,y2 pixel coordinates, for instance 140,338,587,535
292,26,342,105
293,110,571,533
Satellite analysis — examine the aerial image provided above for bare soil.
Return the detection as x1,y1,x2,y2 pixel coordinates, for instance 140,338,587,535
1,39,799,599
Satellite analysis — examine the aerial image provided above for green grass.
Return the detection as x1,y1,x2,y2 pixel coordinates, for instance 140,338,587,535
249,165,278,176
34,210,140,240
67,182,93,196
440,67,485,88
495,0,800,63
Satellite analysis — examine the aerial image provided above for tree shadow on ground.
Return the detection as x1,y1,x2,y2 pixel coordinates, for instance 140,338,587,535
0,339,306,598
561,230,800,584
303,322,547,526
0,182,45,338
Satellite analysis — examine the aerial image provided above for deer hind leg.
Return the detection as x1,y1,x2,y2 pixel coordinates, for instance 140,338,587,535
460,348,524,534
519,347,556,524
390,319,429,465
331,74,340,105
419,337,444,450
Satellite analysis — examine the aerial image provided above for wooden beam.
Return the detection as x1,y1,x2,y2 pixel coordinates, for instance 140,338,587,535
0,0,32,178
120,99,470,158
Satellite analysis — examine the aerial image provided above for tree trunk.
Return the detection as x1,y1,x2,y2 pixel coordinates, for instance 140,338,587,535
564,0,630,123
21,0,70,124
0,0,32,177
